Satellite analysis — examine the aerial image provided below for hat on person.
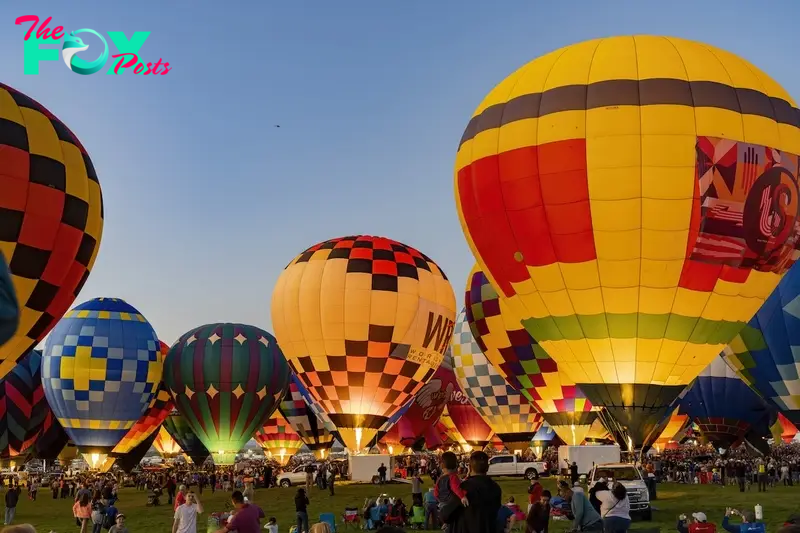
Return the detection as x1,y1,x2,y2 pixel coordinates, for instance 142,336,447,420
116,514,125,521
692,512,707,522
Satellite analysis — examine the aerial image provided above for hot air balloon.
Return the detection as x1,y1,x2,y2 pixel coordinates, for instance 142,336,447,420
271,235,457,451
452,309,543,451
163,408,209,465
0,350,48,458
31,410,69,461
111,342,173,458
279,375,339,459
115,430,158,473
454,36,800,448
0,83,104,380
437,406,466,448
771,413,798,443
465,266,596,445
163,323,291,465
723,264,800,426
153,426,182,458
0,254,18,348
678,355,774,449
254,411,303,465
652,409,690,451
41,298,162,467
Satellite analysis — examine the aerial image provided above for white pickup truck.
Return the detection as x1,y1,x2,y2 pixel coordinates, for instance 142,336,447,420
588,463,652,520
486,454,547,480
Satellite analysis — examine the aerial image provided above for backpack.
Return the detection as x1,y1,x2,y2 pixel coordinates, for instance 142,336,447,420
102,507,117,530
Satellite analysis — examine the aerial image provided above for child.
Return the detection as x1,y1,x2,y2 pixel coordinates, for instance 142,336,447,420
434,452,468,532
109,514,129,533
264,516,278,533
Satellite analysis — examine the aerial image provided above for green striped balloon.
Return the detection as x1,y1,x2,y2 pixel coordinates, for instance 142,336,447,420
163,323,291,465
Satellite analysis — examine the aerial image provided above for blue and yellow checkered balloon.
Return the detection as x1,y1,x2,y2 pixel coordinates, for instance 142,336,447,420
41,298,162,451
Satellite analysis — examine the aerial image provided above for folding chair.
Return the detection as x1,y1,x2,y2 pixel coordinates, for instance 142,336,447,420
319,512,337,532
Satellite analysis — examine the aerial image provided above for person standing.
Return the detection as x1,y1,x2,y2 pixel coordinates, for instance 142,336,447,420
461,451,502,533
216,490,264,533
735,462,746,493
596,482,631,533
294,488,310,533
209,472,217,494
4,484,20,525
411,473,423,506
423,487,438,530
173,492,204,533
757,460,767,493
328,463,337,496
166,476,177,505
378,463,387,485
305,464,314,492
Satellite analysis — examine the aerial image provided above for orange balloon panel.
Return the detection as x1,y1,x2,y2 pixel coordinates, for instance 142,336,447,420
271,235,457,451
253,411,303,461
153,426,182,458
656,409,690,443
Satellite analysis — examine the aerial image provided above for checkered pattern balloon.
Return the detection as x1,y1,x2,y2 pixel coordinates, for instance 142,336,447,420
41,298,162,451
153,426,182,458
163,408,209,465
452,309,542,450
279,374,338,457
0,83,104,380
163,323,291,465
112,382,173,455
0,253,18,347
465,265,597,444
254,411,303,464
272,235,457,451
723,263,800,426
0,349,49,458
440,348,493,447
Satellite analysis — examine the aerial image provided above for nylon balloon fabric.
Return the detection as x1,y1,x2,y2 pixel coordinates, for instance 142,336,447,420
163,323,291,465
0,349,48,458
441,350,493,447
0,253,18,348
163,408,209,465
723,264,800,425
0,83,104,380
279,375,338,457
111,381,173,455
678,355,773,449
31,410,69,460
465,265,595,444
254,411,303,464
452,309,542,451
271,235,457,451
153,426,181,458
454,36,800,447
41,298,162,451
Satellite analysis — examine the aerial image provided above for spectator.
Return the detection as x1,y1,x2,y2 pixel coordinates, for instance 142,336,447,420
461,451,502,533
294,488,309,533
4,485,20,526
525,490,551,533
596,482,630,533
558,480,602,532
109,514,129,533
677,511,717,533
423,487,438,530
722,509,766,533
378,463,387,485
215,490,263,533
173,492,203,533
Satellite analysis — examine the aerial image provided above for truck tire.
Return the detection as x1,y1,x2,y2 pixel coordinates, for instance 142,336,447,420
525,469,539,480
642,507,652,521
279,479,292,488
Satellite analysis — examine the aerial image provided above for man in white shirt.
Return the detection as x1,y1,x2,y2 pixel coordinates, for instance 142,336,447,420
173,492,204,533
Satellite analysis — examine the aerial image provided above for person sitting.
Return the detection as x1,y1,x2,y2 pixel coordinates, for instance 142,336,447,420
678,511,717,533
505,496,527,529
722,509,766,533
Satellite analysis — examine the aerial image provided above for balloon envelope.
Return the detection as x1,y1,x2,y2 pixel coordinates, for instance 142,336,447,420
0,82,103,379
271,235,457,450
153,426,182,458
454,36,800,447
0,350,48,458
452,310,542,451
678,355,773,448
163,323,291,465
254,411,303,464
0,254,18,348
279,375,338,458
723,264,800,426
41,298,162,451
465,266,596,444
163,408,209,466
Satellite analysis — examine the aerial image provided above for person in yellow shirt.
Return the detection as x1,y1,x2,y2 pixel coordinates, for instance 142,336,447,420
756,460,767,493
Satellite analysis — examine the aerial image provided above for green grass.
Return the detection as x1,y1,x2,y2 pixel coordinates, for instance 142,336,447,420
12,479,800,533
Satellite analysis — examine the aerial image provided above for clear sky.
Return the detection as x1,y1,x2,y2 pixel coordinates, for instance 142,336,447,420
3,0,799,345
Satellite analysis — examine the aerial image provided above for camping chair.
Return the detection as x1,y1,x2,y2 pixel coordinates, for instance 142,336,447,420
319,512,337,532
384,504,404,527
408,506,426,530
342,508,360,530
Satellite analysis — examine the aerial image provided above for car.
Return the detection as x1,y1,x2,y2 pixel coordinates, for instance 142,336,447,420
277,464,319,488
486,455,547,480
588,463,652,521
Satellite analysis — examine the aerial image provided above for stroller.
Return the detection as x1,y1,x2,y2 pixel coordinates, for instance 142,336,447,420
146,487,162,507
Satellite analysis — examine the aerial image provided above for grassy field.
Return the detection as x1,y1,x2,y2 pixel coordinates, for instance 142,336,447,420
11,478,800,533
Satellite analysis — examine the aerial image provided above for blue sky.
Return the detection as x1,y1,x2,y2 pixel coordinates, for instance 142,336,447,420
3,0,800,345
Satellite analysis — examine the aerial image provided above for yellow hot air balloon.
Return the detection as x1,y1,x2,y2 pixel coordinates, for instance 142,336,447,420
455,35,800,447
271,235,456,451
